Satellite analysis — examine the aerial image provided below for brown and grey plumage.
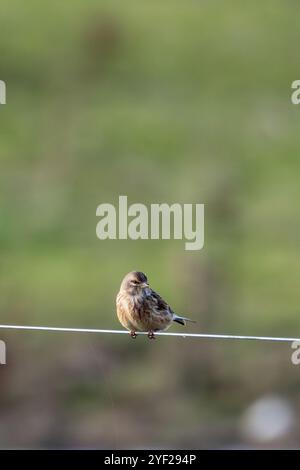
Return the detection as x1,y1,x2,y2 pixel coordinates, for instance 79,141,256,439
116,271,195,339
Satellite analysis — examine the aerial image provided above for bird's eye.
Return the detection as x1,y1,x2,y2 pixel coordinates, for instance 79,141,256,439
131,280,138,284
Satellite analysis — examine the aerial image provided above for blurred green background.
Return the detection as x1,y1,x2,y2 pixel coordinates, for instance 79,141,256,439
0,0,300,449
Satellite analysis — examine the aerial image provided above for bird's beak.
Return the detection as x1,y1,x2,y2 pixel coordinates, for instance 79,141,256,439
140,282,149,289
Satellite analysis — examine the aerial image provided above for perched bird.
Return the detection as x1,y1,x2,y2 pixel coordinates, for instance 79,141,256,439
116,271,195,339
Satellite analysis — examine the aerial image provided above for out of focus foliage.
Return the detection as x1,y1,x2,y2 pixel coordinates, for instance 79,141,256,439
0,0,300,448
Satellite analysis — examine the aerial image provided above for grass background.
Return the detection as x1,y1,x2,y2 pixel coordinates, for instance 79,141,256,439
0,0,300,448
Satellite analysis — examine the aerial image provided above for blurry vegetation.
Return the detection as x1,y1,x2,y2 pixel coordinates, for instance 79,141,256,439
0,0,300,448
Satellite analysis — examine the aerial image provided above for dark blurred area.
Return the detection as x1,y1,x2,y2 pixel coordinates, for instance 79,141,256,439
0,0,300,449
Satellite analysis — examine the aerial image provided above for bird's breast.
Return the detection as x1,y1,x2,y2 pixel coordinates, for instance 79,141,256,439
116,290,172,332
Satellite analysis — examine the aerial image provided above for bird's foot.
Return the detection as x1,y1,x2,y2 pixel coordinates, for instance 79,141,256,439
147,330,156,340
130,330,137,339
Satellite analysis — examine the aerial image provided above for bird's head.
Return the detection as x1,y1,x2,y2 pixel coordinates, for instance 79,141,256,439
120,271,150,295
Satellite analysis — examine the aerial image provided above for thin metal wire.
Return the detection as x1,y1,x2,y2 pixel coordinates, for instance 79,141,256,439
0,324,299,343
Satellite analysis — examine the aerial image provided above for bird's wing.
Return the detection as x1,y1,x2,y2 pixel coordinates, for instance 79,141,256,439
147,289,174,315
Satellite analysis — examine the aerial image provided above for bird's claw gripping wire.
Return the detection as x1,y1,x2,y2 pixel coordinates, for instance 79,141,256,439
147,330,156,340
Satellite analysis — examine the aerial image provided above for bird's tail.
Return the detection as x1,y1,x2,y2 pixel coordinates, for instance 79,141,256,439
173,315,196,326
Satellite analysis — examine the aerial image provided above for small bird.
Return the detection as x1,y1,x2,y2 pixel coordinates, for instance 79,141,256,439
116,271,195,339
